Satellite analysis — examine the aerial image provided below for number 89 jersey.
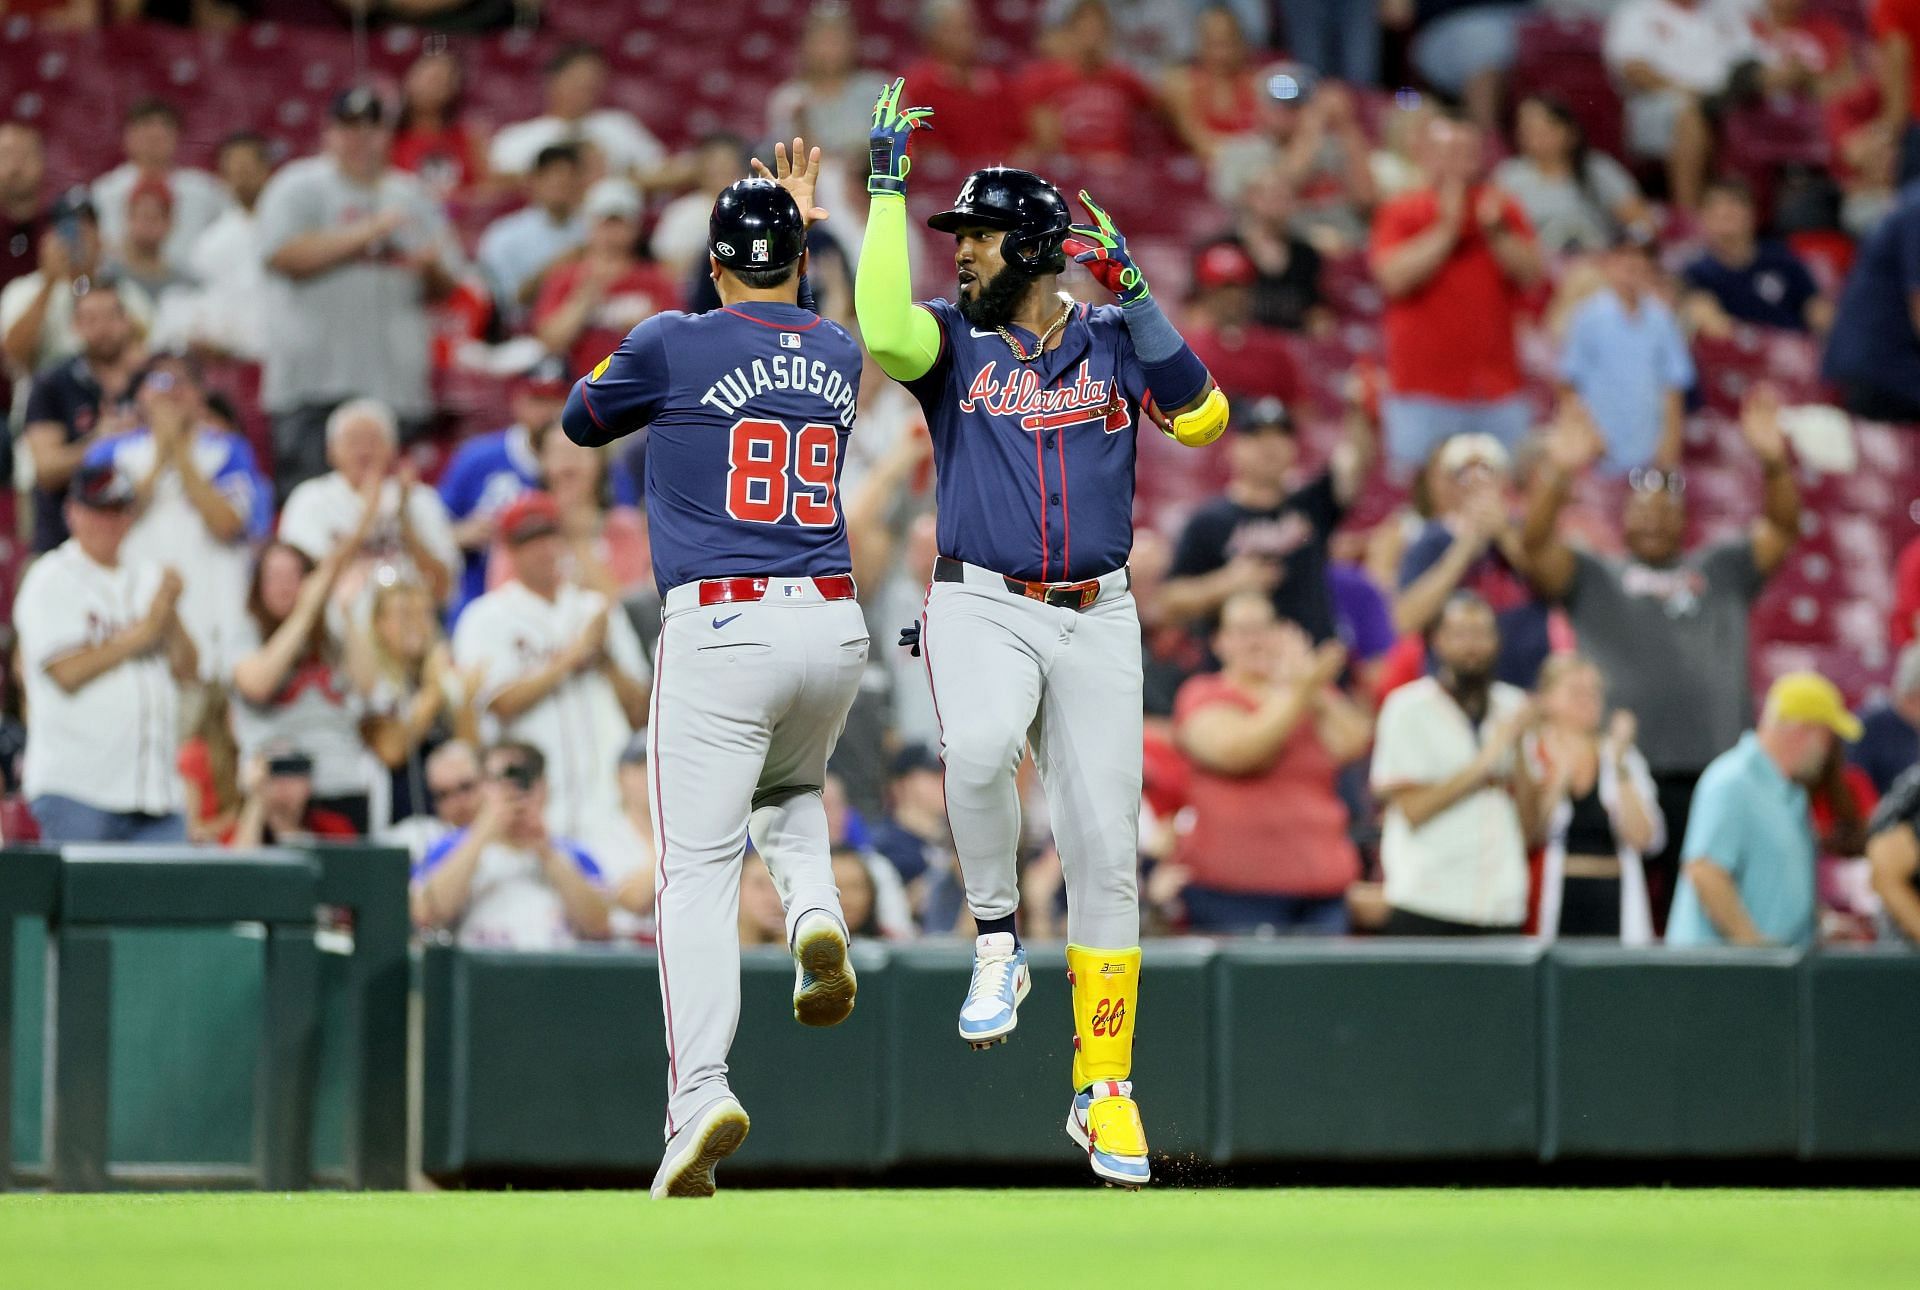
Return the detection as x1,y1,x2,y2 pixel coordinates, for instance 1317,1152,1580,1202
561,300,863,595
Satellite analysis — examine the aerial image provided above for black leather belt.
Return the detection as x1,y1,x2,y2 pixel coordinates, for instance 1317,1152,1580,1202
933,556,1127,612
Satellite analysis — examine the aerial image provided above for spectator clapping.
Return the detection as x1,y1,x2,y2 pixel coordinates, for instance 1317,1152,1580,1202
1531,654,1665,943
1172,595,1370,933
278,398,458,605
230,528,377,834
1371,592,1545,935
18,461,196,843
350,576,480,829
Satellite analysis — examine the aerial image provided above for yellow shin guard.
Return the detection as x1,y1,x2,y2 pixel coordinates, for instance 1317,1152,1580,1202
1066,944,1141,1092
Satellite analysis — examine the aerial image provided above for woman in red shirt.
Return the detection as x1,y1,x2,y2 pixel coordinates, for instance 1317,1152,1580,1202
1164,6,1263,161
390,49,486,201
533,179,681,381
1172,591,1373,934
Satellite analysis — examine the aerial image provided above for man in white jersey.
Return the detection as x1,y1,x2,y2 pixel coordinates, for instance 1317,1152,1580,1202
452,491,651,882
278,396,459,605
83,350,271,677
16,461,198,841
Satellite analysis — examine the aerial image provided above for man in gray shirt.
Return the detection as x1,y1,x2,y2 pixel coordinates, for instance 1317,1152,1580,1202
257,87,459,500
1520,391,1801,929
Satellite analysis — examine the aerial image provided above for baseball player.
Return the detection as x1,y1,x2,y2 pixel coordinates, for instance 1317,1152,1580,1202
560,148,869,1200
855,79,1229,1187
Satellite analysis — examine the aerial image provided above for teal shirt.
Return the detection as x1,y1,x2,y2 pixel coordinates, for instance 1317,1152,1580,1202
1667,733,1817,947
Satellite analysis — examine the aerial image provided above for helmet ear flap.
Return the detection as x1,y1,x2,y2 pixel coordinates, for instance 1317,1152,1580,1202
1001,228,1068,275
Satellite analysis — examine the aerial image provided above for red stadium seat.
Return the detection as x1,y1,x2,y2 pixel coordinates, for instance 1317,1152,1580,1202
1719,96,1832,221
1511,17,1626,161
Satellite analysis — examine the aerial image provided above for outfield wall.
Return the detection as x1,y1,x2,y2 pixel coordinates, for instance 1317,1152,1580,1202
10,933,1920,1183
416,940,1920,1177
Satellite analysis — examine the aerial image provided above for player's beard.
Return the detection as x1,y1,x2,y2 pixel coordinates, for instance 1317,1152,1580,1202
957,261,1038,331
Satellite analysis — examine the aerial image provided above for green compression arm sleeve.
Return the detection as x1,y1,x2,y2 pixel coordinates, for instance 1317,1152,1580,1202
857,193,943,383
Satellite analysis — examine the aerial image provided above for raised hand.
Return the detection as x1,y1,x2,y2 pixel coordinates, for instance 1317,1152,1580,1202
1462,486,1510,546
1307,639,1350,686
751,136,830,227
1475,186,1507,234
1607,709,1639,757
152,567,185,618
1063,191,1150,307
1486,700,1538,759
868,77,933,197
569,607,610,671
1740,382,1790,467
1545,397,1606,475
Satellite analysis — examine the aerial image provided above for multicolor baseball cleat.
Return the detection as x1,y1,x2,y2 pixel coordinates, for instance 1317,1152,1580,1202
791,910,857,1028
650,1096,750,1199
1066,1080,1151,1188
957,932,1030,1050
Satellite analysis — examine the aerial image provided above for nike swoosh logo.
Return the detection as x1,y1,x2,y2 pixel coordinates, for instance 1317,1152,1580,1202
969,328,997,337
711,613,743,629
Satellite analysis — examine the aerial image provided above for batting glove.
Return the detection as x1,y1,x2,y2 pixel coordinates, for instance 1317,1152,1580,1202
898,622,922,657
868,77,933,197
1063,191,1150,307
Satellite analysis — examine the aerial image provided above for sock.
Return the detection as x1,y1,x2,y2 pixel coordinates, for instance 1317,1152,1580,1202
975,913,1018,947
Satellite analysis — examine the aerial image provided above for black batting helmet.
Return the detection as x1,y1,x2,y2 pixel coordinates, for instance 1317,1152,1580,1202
709,178,807,271
927,167,1071,274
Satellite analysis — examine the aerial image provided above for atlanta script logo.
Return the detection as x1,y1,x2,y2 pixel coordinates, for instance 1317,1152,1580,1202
959,360,1130,434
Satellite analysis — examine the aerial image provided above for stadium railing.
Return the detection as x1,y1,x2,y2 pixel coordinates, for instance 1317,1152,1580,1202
1,843,408,1193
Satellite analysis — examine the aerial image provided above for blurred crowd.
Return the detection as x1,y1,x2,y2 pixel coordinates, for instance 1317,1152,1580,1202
3,0,1920,952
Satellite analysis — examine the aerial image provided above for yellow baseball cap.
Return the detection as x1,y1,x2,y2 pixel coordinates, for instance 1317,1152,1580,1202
1765,672,1863,742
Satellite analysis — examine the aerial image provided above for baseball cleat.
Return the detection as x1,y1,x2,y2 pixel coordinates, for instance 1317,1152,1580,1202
1066,1080,1151,1189
958,932,1030,1049
791,910,857,1028
651,1096,751,1199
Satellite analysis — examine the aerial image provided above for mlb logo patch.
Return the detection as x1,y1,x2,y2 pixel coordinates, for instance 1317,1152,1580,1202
752,238,769,262
779,332,801,349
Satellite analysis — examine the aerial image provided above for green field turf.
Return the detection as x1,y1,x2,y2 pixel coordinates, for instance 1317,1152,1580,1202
3,1189,1916,1289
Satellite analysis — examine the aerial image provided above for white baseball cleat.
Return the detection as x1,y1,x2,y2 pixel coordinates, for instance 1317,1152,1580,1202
958,932,1030,1050
791,909,857,1028
650,1096,751,1199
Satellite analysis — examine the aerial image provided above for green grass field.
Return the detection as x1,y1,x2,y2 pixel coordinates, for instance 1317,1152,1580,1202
3,1189,1918,1289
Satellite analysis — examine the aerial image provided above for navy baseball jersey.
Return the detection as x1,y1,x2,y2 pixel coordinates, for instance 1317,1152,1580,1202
905,297,1149,583
561,301,862,594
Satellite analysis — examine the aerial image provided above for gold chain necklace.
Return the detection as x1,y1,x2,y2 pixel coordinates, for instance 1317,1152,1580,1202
996,298,1075,363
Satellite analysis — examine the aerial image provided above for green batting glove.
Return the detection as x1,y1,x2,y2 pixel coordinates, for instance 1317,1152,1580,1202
1063,190,1150,307
868,76,933,197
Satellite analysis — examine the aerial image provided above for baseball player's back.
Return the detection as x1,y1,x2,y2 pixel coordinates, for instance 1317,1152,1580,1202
560,171,871,1200
570,302,861,591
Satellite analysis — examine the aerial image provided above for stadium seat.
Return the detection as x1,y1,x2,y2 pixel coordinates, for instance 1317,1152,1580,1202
1720,96,1832,222
1511,17,1626,161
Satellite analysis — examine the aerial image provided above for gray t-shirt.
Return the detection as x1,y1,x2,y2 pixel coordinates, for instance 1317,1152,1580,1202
1566,540,1766,775
1492,154,1637,254
254,156,455,418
